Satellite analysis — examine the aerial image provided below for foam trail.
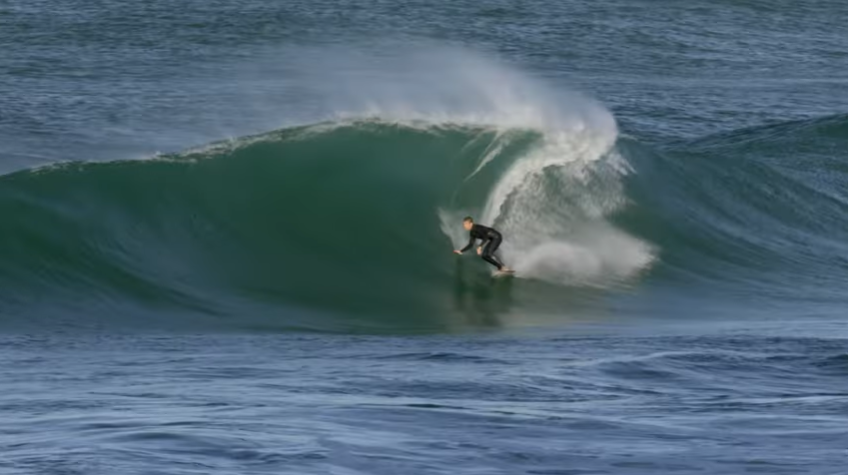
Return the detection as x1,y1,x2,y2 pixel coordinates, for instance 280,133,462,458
465,131,510,181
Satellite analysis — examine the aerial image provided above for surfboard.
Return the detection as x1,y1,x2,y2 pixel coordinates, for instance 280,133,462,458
494,269,515,278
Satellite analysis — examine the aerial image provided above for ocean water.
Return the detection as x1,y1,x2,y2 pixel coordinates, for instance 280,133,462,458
2,1,848,473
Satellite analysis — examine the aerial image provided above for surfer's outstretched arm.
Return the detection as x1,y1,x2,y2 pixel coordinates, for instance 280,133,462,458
456,236,476,254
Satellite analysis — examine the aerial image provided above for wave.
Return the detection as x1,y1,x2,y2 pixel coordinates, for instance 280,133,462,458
619,113,848,297
2,46,847,331
0,114,644,331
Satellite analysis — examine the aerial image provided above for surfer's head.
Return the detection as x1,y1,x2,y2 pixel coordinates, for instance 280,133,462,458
463,216,474,231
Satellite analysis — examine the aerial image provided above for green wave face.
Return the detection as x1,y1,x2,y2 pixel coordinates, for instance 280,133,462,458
620,114,848,295
0,119,636,332
3,114,847,332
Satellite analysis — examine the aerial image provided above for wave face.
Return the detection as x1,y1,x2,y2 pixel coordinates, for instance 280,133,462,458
5,113,848,332
620,114,848,300
0,112,647,331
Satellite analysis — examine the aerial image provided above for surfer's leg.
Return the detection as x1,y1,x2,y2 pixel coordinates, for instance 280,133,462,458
481,254,503,270
482,237,504,270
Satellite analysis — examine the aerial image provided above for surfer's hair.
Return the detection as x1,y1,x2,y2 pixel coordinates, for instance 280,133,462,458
463,216,474,223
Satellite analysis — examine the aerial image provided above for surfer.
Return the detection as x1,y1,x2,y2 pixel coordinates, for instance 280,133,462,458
453,217,511,272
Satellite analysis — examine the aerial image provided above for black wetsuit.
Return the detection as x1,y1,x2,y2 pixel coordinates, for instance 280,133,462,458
460,224,505,270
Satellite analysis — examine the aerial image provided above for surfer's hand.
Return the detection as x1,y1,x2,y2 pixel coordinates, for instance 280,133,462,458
453,250,462,255
477,247,482,255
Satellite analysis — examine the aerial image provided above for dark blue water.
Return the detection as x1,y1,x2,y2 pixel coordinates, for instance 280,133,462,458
2,1,848,473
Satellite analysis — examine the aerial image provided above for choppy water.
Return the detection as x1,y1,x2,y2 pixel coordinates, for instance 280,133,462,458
2,0,848,473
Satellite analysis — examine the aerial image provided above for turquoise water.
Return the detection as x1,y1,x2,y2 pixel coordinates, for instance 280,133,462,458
2,1,848,473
